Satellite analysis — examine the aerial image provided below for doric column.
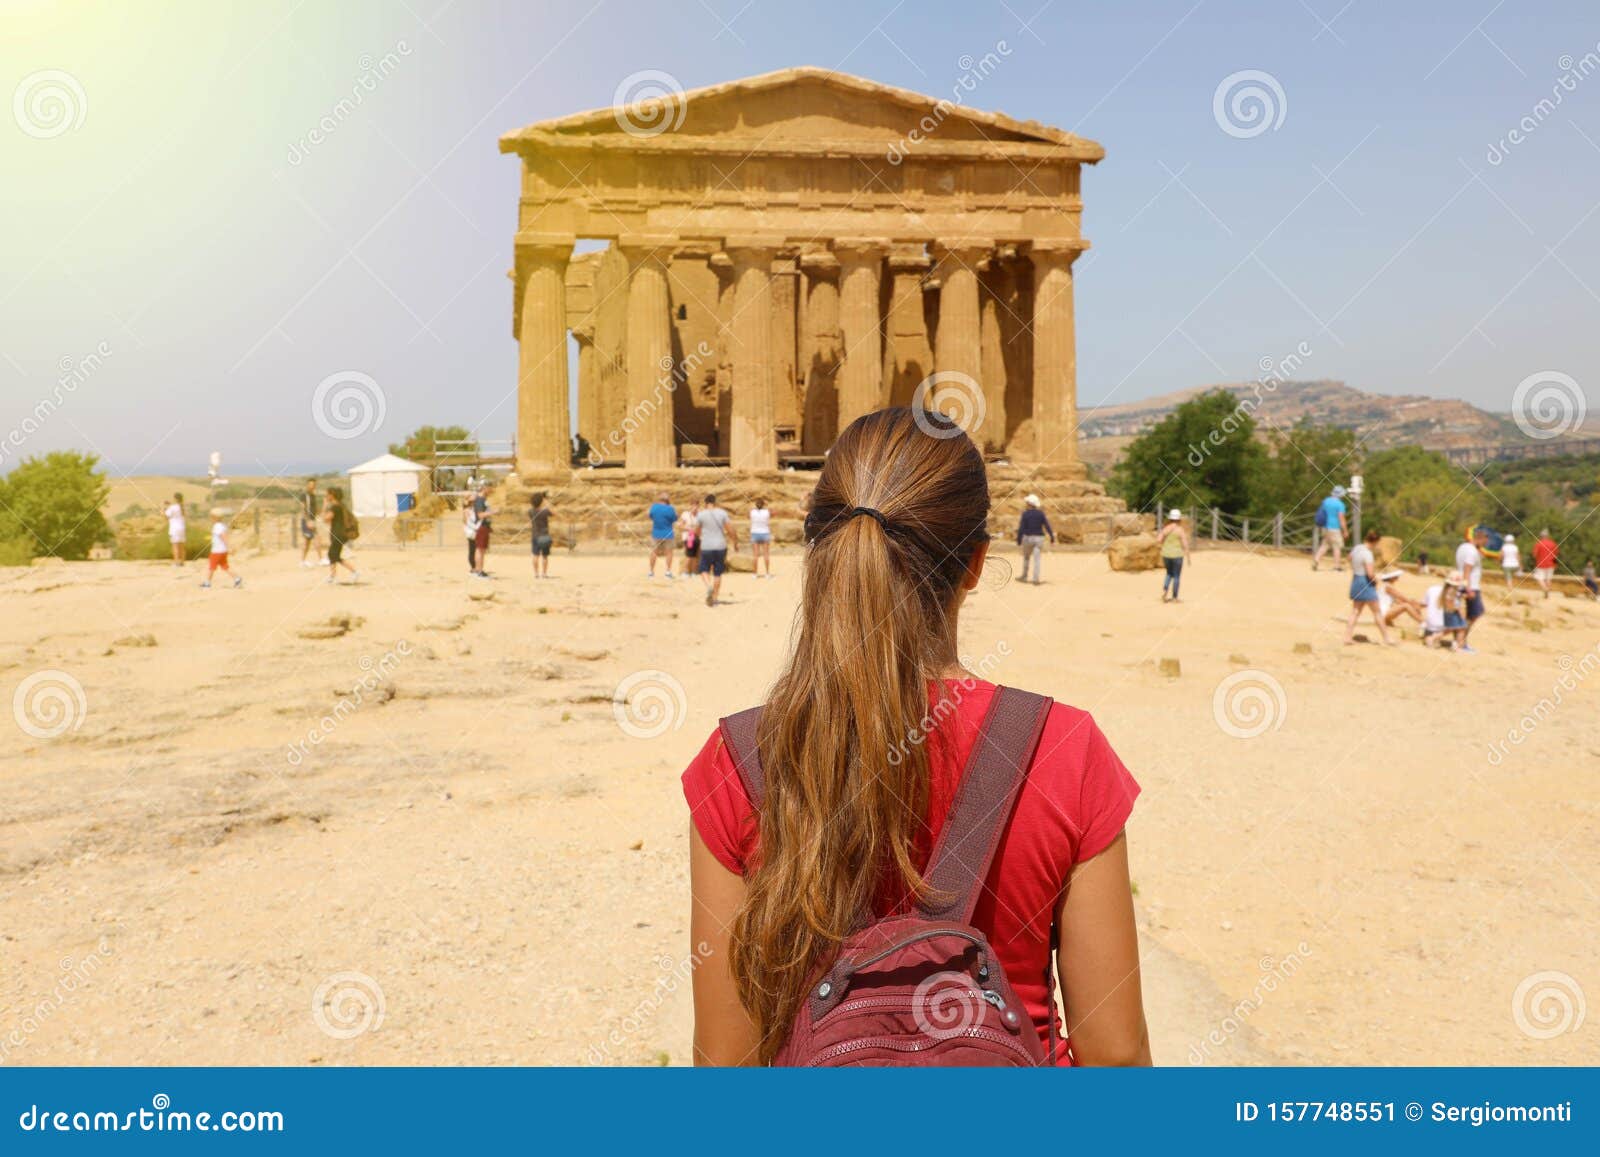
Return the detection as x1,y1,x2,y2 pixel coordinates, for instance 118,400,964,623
978,254,1010,454
930,240,991,443
884,246,933,408
515,235,575,479
799,248,841,452
619,237,678,473
1030,243,1083,475
834,239,886,431
726,239,779,472
572,320,597,451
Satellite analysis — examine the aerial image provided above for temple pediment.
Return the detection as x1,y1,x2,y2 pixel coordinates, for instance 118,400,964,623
500,66,1103,161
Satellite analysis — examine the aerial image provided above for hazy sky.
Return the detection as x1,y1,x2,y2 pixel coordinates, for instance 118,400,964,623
4,0,1599,475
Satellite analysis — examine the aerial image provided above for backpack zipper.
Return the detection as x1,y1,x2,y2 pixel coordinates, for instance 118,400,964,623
804,1027,1039,1067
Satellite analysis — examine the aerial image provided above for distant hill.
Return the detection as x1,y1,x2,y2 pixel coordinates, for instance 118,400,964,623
1077,379,1599,473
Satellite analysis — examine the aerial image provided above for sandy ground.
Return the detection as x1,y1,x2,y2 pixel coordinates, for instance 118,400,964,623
2,538,1597,1066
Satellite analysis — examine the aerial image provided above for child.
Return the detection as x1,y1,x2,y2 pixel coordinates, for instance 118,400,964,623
1501,534,1520,589
1432,570,1469,650
164,492,187,566
201,510,242,588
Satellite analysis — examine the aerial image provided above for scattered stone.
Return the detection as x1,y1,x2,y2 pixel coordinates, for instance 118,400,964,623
419,617,465,632
1228,653,1249,665
1221,920,1234,932
629,840,644,851
466,586,496,602
567,688,611,704
455,641,472,656
1293,642,1313,654
1158,657,1181,678
557,646,611,662
296,625,347,641
1107,533,1160,572
113,634,158,648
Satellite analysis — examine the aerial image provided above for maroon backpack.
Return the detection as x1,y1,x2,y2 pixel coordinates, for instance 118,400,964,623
719,685,1058,1066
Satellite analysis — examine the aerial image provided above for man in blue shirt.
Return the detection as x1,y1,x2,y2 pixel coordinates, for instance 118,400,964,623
1312,485,1349,572
647,492,678,579
1015,494,1056,584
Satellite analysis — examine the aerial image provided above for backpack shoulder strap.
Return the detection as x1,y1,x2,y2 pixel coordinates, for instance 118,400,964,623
718,706,766,807
919,686,1053,925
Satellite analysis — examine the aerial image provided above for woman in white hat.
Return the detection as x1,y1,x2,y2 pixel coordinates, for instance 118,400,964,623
1015,493,1055,584
1157,508,1190,603
1376,568,1423,633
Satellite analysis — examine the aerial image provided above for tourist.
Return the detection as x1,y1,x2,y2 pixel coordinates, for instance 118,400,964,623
1377,569,1424,633
695,493,736,607
1158,508,1190,603
647,492,677,579
1585,559,1599,600
472,483,493,577
1344,529,1394,645
530,492,555,579
1500,534,1520,589
1532,529,1558,599
1416,549,1430,576
749,497,773,579
299,479,322,568
1455,527,1487,653
1424,570,1469,650
200,509,242,588
1312,485,1349,572
1015,493,1054,585
323,486,360,585
164,491,187,566
681,408,1146,1066
462,499,479,574
680,500,701,572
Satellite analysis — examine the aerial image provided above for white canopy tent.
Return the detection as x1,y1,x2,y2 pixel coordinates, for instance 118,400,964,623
347,453,430,519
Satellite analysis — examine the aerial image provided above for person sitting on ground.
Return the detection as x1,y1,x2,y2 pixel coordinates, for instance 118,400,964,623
1344,529,1394,645
1158,509,1190,603
530,492,555,579
1312,485,1349,572
682,407,1148,1067
647,492,677,580
1532,529,1558,599
1377,569,1424,632
1501,534,1521,589
1015,494,1055,585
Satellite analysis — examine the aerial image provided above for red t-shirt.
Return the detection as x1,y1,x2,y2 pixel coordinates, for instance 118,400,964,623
680,679,1140,1057
1534,538,1559,570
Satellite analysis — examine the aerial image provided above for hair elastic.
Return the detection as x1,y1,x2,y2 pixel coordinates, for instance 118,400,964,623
844,506,890,530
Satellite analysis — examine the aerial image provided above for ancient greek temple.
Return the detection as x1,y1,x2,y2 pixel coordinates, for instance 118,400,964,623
499,67,1102,482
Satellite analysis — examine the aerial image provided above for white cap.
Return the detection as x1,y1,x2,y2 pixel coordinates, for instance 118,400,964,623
1167,508,1183,521
1504,534,1515,542
1025,493,1041,507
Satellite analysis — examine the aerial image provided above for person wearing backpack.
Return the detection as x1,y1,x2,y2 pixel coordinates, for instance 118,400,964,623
322,486,360,586
682,407,1147,1066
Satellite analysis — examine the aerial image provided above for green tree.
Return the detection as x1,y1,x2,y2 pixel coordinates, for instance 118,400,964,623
1109,389,1265,515
389,425,477,461
0,451,111,560
1254,421,1361,520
